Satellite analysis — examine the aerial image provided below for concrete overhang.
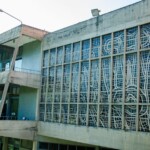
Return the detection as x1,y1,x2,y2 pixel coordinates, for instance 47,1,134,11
0,24,48,48
9,70,41,89
0,120,37,140
38,121,150,150
0,70,40,88
36,135,91,147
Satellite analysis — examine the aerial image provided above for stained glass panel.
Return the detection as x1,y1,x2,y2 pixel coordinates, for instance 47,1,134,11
102,34,111,56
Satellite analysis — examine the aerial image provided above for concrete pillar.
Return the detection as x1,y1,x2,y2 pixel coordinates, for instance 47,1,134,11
6,97,11,117
2,137,8,150
32,141,38,150
95,147,99,150
35,89,40,121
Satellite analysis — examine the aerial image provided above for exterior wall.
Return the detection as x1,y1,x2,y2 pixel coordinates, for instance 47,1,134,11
9,71,40,88
22,41,41,72
0,121,36,140
0,0,150,150
18,87,37,120
38,122,150,150
40,0,150,149
43,0,150,50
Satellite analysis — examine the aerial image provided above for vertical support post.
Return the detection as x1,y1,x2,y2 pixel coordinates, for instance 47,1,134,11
52,49,56,121
6,96,11,116
77,41,82,125
86,39,91,126
108,32,113,128
97,36,102,127
60,46,64,123
68,43,73,123
95,146,99,150
38,39,46,121
122,29,126,129
44,50,50,122
35,89,40,121
136,25,141,131
2,137,8,150
32,141,38,150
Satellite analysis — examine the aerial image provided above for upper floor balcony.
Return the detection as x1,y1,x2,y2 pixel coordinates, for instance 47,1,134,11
0,67,41,89
0,120,37,140
0,24,48,90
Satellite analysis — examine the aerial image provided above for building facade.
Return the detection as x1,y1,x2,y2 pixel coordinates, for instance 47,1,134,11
0,0,150,150
0,25,47,150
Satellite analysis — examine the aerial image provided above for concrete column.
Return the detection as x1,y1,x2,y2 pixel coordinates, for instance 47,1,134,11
95,147,99,150
35,89,40,121
2,137,8,150
32,141,38,150
6,97,11,117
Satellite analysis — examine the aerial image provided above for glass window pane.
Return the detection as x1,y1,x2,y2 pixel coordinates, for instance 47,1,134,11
91,37,100,58
82,39,90,60
43,50,49,67
141,23,150,49
113,30,124,54
73,42,80,61
64,44,71,63
125,53,137,103
126,27,138,51
50,48,56,66
102,34,111,56
57,47,63,65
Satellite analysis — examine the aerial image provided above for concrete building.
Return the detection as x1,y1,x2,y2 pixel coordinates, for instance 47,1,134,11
0,0,150,149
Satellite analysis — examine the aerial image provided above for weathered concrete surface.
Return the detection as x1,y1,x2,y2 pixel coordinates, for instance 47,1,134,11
38,122,150,150
40,0,150,149
0,24,48,46
36,135,91,147
0,121,37,140
9,71,40,89
0,26,21,44
43,0,150,50
22,25,48,41
0,71,9,84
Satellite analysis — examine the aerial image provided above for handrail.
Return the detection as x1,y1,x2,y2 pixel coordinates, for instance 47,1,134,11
14,67,41,74
0,116,17,120
0,67,41,74
0,116,35,121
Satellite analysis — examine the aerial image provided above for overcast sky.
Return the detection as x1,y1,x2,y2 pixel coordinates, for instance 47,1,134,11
0,0,140,33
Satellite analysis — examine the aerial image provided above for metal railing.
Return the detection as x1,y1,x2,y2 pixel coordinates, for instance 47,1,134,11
0,68,9,72
0,116,17,120
0,67,41,75
14,67,41,74
0,116,35,121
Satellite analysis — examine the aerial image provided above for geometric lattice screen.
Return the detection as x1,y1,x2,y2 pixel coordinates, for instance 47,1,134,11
40,23,150,132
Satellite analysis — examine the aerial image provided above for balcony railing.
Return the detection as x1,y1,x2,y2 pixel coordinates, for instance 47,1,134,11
14,67,40,74
0,116,35,121
0,67,41,74
0,116,17,120
0,68,9,72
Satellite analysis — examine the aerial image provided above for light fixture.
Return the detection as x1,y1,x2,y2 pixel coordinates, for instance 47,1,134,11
0,9,22,24
91,9,101,17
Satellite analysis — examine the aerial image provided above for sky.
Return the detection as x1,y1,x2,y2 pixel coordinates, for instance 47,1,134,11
0,0,140,33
